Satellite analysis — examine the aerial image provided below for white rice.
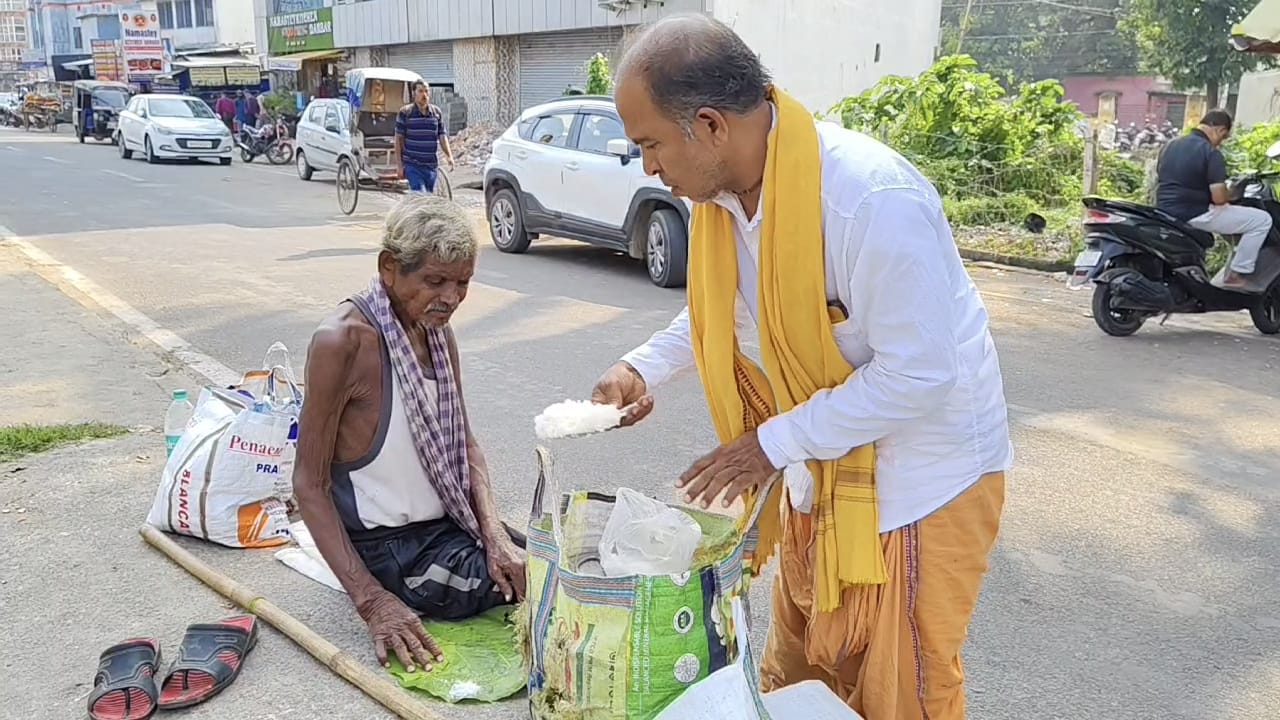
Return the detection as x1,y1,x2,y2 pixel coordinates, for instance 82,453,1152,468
534,400,625,439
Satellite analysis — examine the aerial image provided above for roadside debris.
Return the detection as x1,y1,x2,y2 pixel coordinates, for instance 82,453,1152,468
452,123,502,170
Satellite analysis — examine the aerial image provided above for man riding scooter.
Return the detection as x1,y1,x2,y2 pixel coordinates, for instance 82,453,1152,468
1156,110,1271,289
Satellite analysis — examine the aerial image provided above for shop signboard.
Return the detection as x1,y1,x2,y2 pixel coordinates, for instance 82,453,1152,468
188,67,226,86
90,39,124,82
225,66,262,85
267,2,335,54
120,6,166,81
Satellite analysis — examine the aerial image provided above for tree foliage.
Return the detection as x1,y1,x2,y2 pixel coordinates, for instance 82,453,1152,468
940,0,1137,83
585,53,614,96
1120,0,1274,106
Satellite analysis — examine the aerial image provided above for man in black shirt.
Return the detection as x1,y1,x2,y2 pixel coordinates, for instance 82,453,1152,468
1156,110,1271,288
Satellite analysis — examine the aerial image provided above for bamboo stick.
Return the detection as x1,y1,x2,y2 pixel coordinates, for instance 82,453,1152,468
139,525,442,720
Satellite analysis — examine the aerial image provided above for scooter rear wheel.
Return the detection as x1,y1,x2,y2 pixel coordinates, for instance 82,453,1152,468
1092,279,1146,337
1250,284,1280,335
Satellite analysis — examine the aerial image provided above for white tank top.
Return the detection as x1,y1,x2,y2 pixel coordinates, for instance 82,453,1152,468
345,372,447,530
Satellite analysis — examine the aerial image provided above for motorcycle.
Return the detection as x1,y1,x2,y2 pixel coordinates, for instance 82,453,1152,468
236,116,294,165
1070,142,1280,337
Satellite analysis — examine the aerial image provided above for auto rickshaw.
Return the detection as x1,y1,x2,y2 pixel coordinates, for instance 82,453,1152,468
334,67,452,214
73,80,131,144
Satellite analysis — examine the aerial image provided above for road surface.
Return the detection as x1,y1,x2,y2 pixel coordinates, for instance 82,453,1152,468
1,128,1277,720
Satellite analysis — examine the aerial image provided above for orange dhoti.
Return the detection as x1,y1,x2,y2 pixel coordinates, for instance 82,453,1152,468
759,472,1006,720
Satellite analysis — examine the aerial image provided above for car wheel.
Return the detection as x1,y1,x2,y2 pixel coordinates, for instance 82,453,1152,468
219,157,232,166
118,133,132,159
1250,283,1280,335
645,208,688,288
145,135,158,164
488,188,531,253
296,150,313,180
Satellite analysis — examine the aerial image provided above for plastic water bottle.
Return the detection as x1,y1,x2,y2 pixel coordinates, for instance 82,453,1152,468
164,389,195,457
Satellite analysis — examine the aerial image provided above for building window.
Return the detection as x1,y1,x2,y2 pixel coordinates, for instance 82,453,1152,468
0,0,23,10
73,26,82,49
158,0,174,29
195,0,214,27
175,0,193,29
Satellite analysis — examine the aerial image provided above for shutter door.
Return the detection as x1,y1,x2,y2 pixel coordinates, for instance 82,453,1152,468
518,27,626,110
387,41,455,85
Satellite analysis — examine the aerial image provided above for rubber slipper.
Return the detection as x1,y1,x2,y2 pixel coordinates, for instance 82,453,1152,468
157,615,259,709
87,638,162,720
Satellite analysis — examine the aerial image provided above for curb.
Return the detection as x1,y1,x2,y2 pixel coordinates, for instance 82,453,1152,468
956,246,1073,273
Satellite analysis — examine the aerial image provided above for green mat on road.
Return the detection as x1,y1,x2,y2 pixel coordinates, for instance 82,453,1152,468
386,606,526,704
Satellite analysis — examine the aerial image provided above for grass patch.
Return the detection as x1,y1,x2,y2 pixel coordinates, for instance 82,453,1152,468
0,423,130,462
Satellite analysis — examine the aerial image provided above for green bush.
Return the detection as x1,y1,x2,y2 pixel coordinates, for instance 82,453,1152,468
585,53,613,96
944,195,1038,226
1224,121,1280,173
830,56,1083,206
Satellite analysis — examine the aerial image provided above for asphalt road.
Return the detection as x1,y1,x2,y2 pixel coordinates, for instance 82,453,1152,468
1,127,1278,720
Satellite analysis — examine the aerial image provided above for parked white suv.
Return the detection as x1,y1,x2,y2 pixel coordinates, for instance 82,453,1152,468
483,96,692,287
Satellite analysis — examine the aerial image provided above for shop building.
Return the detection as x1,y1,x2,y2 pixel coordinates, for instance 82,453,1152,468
253,0,943,128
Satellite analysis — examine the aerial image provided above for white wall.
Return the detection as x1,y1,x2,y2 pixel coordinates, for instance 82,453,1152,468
163,25,216,47
214,0,255,45
709,0,941,114
1237,69,1280,127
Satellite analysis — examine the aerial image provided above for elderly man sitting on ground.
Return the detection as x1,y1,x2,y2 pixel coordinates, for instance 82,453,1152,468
294,195,526,673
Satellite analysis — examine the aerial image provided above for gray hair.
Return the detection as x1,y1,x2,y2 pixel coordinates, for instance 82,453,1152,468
616,13,771,130
382,194,477,272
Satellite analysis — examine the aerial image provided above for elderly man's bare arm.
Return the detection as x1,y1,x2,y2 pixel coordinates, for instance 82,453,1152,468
443,325,526,602
294,318,443,672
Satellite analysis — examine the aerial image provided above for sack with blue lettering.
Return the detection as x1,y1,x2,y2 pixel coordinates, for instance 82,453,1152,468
145,385,294,549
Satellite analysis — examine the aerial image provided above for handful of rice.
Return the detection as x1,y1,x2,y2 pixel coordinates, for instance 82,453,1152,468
534,400,625,440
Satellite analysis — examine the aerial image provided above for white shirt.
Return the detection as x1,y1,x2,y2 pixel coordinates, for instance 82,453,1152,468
621,120,1013,532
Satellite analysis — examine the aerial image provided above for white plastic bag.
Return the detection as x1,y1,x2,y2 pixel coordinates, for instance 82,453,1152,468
654,597,864,720
145,386,292,548
598,487,701,577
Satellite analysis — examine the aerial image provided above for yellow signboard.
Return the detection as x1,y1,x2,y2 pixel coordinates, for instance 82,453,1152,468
189,67,227,86
225,66,261,86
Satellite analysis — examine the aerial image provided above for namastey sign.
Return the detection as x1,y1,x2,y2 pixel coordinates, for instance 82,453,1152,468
120,7,166,81
267,5,335,54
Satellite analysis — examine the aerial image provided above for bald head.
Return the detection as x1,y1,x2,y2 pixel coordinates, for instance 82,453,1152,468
616,13,771,128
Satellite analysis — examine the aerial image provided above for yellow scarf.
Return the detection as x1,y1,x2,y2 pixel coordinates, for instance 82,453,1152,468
687,88,887,613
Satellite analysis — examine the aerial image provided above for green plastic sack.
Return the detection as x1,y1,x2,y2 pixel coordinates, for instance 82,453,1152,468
524,448,770,720
387,606,526,703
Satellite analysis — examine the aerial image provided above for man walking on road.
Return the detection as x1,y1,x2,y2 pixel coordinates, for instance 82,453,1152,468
1156,109,1271,289
395,81,456,193
590,15,1012,719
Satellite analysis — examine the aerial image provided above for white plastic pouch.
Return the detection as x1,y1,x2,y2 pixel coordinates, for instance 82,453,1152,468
598,487,702,577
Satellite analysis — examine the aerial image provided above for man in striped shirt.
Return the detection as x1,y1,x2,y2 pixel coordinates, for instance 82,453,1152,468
395,81,456,193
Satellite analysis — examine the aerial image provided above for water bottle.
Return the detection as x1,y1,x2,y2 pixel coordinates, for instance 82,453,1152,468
164,389,195,457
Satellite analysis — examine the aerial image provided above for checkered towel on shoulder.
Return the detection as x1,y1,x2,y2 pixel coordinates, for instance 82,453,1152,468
357,277,481,543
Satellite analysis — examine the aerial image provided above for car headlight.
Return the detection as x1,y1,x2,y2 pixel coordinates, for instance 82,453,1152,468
152,124,173,136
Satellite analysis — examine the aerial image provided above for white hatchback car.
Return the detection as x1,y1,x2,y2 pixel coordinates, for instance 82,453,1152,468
483,96,692,287
116,94,233,165
292,97,351,180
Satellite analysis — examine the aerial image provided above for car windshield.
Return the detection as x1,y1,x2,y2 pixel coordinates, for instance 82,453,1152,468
93,89,129,109
149,98,215,119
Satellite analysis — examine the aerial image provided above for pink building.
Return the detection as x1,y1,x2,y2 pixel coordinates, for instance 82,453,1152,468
1061,74,1190,127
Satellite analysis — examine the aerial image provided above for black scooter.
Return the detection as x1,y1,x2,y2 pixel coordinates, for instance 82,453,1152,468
1071,146,1280,337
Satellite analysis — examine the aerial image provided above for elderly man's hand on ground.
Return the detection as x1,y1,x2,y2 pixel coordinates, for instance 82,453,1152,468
591,361,654,426
679,429,778,509
357,588,444,673
485,532,527,604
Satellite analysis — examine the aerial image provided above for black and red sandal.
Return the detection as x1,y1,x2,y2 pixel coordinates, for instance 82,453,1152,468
87,638,162,720
157,615,259,710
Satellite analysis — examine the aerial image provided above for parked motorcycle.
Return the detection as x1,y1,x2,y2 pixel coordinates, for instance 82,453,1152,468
1070,142,1280,337
236,116,293,165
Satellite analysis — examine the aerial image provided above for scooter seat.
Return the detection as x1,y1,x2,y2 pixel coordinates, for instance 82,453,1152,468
1182,226,1217,250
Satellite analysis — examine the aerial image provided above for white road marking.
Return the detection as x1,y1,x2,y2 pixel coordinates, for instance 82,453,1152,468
4,145,17,151
42,155,70,164
101,169,146,182
0,223,240,388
